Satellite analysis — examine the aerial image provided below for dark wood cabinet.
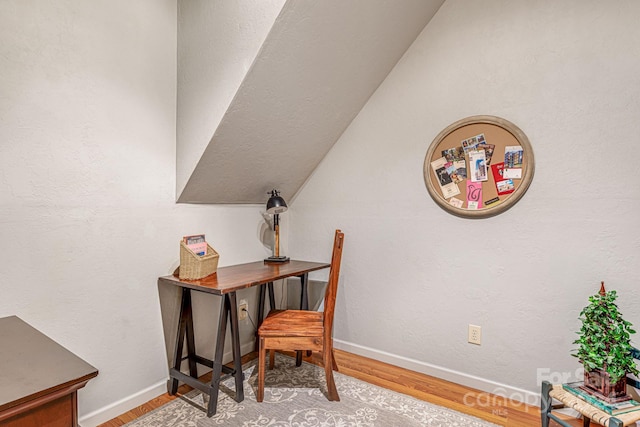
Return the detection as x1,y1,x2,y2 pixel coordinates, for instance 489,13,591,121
0,316,98,426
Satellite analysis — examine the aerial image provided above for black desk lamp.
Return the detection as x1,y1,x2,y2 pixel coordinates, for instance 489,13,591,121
265,190,290,263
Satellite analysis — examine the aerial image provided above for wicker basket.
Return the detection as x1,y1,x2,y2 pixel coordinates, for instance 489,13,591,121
179,240,219,280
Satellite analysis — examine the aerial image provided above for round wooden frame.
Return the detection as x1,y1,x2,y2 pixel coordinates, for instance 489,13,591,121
423,115,534,219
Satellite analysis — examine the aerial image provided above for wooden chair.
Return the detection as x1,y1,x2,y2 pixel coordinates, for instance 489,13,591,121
541,347,640,427
256,229,345,402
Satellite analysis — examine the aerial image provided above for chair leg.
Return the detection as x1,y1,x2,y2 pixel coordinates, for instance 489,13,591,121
257,338,266,403
324,349,339,401
331,348,338,371
269,349,275,369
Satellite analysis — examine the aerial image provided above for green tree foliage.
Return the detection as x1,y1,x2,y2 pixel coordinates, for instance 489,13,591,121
573,284,639,383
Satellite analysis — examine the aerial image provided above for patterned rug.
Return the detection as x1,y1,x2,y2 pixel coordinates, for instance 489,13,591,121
124,354,498,426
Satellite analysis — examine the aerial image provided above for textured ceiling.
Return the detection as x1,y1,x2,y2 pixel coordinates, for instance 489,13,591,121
177,0,444,204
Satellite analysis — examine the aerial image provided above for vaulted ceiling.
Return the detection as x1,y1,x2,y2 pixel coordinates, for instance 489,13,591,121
176,0,444,204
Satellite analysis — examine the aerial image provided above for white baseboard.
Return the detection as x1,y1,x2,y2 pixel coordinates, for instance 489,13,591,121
79,341,256,427
333,339,540,408
79,380,168,427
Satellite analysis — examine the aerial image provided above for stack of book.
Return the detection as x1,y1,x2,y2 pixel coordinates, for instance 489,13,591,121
562,382,640,416
184,234,207,256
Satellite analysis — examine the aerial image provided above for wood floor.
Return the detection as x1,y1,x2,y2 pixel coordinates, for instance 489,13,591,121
97,349,583,427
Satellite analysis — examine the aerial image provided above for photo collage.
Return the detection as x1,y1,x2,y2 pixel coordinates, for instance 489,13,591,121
430,133,524,210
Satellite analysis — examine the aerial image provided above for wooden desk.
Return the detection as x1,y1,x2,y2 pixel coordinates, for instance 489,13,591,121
158,260,331,417
0,316,98,427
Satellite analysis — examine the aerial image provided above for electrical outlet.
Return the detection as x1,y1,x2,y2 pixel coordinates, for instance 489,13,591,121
239,300,248,320
468,324,482,345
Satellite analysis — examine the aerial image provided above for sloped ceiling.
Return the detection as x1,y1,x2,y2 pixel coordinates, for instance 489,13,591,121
177,0,444,204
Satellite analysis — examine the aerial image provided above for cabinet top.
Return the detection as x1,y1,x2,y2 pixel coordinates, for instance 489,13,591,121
0,315,98,411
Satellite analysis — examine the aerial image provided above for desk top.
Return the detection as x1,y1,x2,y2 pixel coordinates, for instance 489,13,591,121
159,260,331,295
0,316,98,412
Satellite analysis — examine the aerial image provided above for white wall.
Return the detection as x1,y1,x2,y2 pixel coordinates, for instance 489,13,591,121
291,0,640,403
3,0,639,422
0,1,271,425
176,0,285,198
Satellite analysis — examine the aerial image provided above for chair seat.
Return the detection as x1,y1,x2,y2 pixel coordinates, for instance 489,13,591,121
259,310,324,337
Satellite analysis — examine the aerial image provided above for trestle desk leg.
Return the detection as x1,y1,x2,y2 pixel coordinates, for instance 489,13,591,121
255,282,276,343
299,274,309,310
169,288,194,395
185,292,197,377
267,282,276,310
255,283,267,352
227,292,244,402
257,284,266,322
297,273,310,366
207,295,228,417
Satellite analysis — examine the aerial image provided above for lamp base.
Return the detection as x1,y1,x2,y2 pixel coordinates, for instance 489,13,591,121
264,256,290,264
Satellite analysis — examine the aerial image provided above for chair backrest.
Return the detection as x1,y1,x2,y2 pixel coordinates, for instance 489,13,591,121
322,230,344,338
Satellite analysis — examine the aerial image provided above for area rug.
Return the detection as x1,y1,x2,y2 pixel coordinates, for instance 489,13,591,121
123,354,498,426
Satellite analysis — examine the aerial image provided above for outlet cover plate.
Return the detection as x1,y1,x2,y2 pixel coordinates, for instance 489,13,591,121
468,324,482,345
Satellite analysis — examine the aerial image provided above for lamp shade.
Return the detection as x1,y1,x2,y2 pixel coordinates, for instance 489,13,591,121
266,190,288,214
